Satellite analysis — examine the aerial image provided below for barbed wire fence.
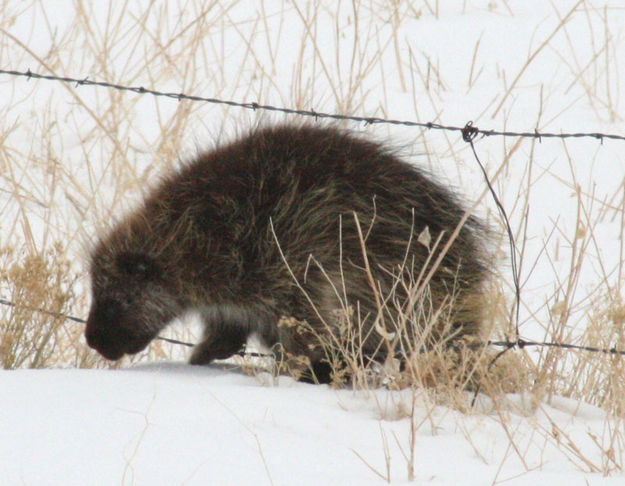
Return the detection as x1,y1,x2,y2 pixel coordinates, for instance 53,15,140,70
1,68,625,360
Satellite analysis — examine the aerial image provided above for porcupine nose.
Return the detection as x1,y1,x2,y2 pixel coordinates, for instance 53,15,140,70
85,299,126,360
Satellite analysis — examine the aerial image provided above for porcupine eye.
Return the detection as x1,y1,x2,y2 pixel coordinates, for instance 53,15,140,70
116,252,162,281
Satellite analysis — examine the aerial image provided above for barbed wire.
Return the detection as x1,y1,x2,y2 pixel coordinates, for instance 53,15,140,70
2,295,625,357
1,68,624,142
462,123,521,340
1,68,624,361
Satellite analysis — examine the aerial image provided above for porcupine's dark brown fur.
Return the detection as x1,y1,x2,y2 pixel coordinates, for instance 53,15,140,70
85,124,489,382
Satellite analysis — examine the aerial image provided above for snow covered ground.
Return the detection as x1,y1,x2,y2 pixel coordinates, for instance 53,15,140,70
1,364,623,485
1,1,625,484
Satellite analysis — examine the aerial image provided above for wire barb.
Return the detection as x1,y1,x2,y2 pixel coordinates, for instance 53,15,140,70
461,121,479,142
2,68,625,141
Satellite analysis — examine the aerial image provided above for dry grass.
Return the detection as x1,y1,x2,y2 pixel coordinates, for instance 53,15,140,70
267,212,531,403
0,244,92,368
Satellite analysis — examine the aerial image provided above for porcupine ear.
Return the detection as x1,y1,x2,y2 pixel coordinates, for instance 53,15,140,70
116,252,162,281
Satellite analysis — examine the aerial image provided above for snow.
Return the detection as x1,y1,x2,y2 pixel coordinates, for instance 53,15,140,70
0,364,622,485
2,0,625,484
